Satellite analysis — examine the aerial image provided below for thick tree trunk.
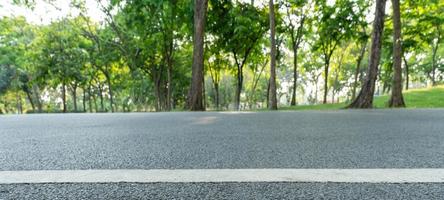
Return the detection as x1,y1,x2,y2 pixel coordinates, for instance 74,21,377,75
388,0,405,108
269,0,278,110
347,0,387,109
187,0,208,111
352,43,367,100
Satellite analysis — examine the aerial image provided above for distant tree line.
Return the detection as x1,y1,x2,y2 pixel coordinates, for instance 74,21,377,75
0,0,443,113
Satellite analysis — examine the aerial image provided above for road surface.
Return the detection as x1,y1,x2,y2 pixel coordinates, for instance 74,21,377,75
1,109,444,199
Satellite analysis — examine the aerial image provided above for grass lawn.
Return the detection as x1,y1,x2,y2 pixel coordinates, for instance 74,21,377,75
281,85,444,111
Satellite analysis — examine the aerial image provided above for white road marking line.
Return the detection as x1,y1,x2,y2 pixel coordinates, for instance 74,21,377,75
1,169,444,184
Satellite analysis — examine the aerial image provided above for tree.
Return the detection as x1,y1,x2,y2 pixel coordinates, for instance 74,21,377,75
208,1,268,110
284,0,307,106
2,0,441,113
313,0,367,104
268,0,278,110
350,26,369,100
31,18,88,113
388,0,405,107
188,0,208,111
0,16,43,113
0,66,14,97
347,0,387,108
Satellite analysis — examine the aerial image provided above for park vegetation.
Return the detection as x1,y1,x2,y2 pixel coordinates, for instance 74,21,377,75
0,0,443,113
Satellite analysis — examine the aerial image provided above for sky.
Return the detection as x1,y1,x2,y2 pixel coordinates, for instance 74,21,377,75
0,0,105,25
1,0,377,25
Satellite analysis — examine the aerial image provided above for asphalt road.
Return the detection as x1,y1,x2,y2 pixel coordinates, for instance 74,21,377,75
1,109,444,199
1,183,444,199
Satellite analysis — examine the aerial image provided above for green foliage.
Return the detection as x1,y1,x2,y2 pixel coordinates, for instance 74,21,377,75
312,0,369,55
1,0,443,113
0,66,14,95
208,1,268,63
282,85,444,110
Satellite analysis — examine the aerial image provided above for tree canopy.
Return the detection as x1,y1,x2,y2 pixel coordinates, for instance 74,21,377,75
0,0,442,113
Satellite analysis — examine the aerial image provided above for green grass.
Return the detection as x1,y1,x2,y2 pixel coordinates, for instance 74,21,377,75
281,85,444,111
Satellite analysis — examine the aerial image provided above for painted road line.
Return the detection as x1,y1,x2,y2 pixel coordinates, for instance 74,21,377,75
1,169,444,184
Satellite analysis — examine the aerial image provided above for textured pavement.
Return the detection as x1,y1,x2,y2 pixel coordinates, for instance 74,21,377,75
1,110,444,199
1,183,444,200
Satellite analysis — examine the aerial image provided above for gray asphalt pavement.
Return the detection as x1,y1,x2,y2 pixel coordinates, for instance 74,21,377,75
1,109,444,199
1,183,444,200
1,109,444,170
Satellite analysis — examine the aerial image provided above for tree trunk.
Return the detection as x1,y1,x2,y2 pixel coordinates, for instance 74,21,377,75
291,47,298,106
249,60,268,108
166,28,174,111
93,93,98,112
403,56,409,90
314,74,319,103
202,71,206,109
167,57,173,111
88,85,93,113
16,92,22,114
288,14,305,106
62,82,67,113
431,42,438,86
208,62,220,110
83,88,87,112
153,71,162,111
235,65,243,111
187,0,208,111
352,43,367,100
266,80,270,108
268,0,278,110
25,89,35,112
105,72,114,112
388,0,405,108
168,0,177,111
98,84,104,112
72,84,78,112
214,83,219,110
323,60,329,104
33,85,42,113
347,0,387,109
